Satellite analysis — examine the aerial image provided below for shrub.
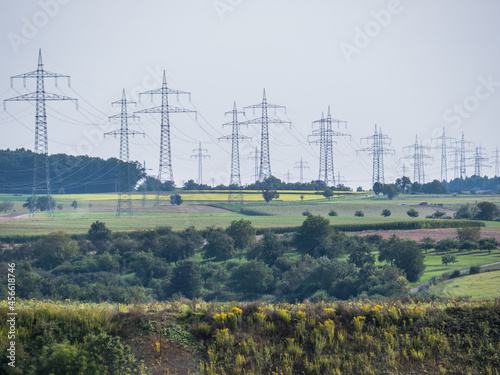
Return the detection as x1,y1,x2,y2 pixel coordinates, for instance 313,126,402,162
381,209,391,217
328,210,338,216
469,266,481,275
450,270,462,279
302,210,311,216
354,210,364,217
426,210,446,219
407,208,419,218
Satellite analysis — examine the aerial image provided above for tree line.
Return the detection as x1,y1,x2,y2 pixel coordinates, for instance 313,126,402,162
0,148,144,194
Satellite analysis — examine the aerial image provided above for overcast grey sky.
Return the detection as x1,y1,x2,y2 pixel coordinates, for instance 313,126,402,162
1,0,499,189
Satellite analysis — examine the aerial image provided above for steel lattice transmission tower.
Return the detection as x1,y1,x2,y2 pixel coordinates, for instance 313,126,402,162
219,102,250,204
452,133,474,179
135,71,196,205
470,145,489,177
493,147,499,177
104,89,144,216
241,89,290,181
248,146,259,183
432,127,455,182
4,49,77,217
294,157,309,183
402,135,433,184
309,106,350,185
219,102,250,186
358,125,394,185
191,143,210,185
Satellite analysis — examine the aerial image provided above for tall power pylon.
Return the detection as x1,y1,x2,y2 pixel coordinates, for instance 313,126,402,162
248,146,259,183
141,161,153,208
219,102,250,186
241,89,290,181
470,145,489,177
337,171,346,186
452,133,474,179
402,135,432,184
309,106,349,185
432,127,455,182
4,49,77,217
294,157,310,183
135,71,196,205
493,147,499,177
284,170,293,184
219,102,250,204
104,89,144,216
358,125,394,185
191,143,210,185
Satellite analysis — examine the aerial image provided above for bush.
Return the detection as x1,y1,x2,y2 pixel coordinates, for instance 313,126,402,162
328,210,338,216
450,270,462,279
407,208,419,218
469,266,481,275
381,209,391,217
354,210,364,217
302,210,311,216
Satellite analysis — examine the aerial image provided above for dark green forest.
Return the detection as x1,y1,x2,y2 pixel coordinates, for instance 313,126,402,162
0,149,144,194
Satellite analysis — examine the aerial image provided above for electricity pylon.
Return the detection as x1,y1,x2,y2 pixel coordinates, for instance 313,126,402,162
135,71,196,205
468,145,489,177
241,89,290,181
219,102,250,204
432,127,455,182
219,102,250,186
141,161,153,208
294,156,309,183
309,106,350,186
284,170,293,184
248,146,259,183
452,133,474,179
337,171,346,186
4,49,77,217
191,143,210,185
358,125,394,185
493,147,499,177
104,89,144,216
402,135,433,184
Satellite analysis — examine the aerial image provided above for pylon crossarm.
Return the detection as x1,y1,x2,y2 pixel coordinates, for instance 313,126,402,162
135,105,196,114
109,113,140,121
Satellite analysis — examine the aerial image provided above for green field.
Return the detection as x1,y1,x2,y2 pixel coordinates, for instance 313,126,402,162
431,269,500,299
1,192,499,236
411,250,500,286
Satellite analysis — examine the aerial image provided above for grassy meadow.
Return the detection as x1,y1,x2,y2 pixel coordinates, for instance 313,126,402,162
431,268,500,299
1,191,499,236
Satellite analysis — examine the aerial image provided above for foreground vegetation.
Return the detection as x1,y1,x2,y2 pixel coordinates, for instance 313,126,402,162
1,298,499,374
